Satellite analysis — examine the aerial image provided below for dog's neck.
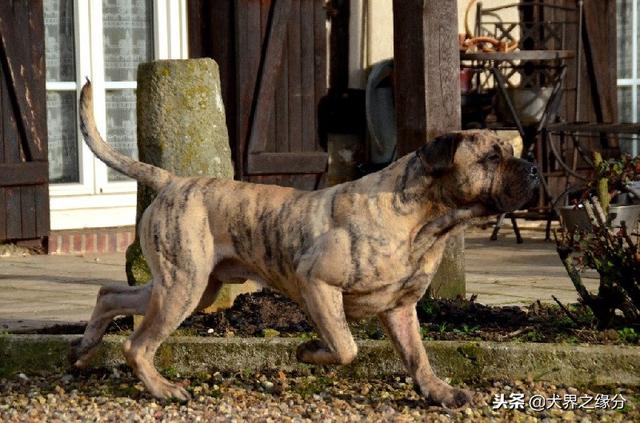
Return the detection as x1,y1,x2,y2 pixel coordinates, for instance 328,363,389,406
339,153,487,234
359,152,488,231
370,153,456,217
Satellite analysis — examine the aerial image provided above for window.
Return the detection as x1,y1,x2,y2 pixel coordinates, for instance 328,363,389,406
43,0,188,230
617,0,640,156
45,0,78,184
103,0,154,182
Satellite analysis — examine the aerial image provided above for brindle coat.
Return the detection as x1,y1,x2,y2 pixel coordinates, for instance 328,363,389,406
72,81,538,408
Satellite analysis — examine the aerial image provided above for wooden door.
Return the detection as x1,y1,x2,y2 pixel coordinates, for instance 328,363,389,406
189,0,328,190
0,1,49,245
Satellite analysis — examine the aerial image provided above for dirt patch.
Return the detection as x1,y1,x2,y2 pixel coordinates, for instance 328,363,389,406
186,290,640,345
415,296,627,344
30,289,640,345
195,290,314,336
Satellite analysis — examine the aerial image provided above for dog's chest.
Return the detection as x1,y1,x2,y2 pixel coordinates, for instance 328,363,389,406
342,269,434,318
346,225,449,284
340,237,448,318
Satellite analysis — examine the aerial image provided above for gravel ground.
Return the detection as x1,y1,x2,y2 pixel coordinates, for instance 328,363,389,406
1,368,637,422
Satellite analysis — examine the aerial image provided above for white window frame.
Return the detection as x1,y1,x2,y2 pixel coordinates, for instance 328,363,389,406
617,0,640,157
49,0,188,230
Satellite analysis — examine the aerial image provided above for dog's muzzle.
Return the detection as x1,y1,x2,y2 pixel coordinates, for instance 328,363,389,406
488,159,540,213
519,161,540,209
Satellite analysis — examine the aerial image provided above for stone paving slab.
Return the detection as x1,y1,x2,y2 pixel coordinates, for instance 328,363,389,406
0,254,126,331
464,229,598,306
0,228,595,331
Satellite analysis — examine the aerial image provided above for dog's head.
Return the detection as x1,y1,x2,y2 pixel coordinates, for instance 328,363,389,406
416,130,538,213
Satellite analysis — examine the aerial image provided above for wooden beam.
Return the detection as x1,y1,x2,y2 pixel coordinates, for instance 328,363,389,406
247,152,328,175
314,0,328,150
0,0,47,161
0,162,48,187
392,0,461,156
186,0,205,58
392,0,464,298
247,0,292,155
582,0,617,122
328,0,350,92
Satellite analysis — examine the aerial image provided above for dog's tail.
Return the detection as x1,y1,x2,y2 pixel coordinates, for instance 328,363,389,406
79,80,173,191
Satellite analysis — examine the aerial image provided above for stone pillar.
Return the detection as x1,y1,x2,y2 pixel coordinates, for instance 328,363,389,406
126,59,253,311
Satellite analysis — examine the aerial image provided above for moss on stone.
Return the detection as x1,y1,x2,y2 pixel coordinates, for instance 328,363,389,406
125,240,151,286
0,335,74,376
262,328,281,338
2,336,640,389
456,342,483,362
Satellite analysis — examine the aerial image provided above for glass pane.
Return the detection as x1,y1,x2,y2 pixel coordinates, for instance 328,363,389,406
618,86,637,155
618,86,638,156
106,89,138,181
103,0,154,81
44,0,75,82
47,91,79,183
618,86,634,122
637,0,640,79
617,0,633,79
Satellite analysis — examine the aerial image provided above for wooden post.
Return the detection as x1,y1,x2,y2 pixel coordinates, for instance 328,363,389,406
392,0,461,153
329,0,351,93
392,0,465,298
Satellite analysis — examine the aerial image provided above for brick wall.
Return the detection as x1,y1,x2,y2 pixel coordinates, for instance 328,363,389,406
48,226,135,255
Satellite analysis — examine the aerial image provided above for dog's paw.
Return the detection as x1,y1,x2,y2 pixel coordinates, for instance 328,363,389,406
149,379,192,402
68,338,82,362
67,338,89,369
419,377,473,409
440,387,473,409
295,339,325,363
68,338,96,368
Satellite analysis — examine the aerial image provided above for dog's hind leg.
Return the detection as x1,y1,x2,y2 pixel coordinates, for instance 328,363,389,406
194,275,224,312
121,247,214,401
72,283,151,368
296,281,358,365
122,268,211,401
379,304,473,408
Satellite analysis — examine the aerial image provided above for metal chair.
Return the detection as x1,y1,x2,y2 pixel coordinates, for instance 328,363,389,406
465,1,584,242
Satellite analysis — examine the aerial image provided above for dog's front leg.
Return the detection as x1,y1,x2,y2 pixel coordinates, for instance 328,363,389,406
379,304,473,408
296,281,358,365
71,283,151,368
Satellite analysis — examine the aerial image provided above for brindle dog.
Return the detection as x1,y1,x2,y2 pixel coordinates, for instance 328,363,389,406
72,81,538,408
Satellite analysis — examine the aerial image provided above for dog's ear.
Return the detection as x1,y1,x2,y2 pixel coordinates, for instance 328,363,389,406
416,133,463,175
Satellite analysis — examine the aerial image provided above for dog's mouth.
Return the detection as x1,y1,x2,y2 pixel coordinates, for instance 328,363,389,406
484,196,506,214
491,178,538,213
483,183,508,214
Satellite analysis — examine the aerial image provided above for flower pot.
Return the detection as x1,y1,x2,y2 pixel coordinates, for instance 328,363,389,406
559,203,640,232
626,181,640,203
496,87,553,126
559,204,591,232
609,204,640,227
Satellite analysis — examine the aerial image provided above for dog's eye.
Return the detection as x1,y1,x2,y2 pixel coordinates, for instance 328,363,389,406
486,153,501,163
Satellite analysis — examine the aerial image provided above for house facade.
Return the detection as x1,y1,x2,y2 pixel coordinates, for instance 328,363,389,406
0,0,631,252
45,0,188,231
618,0,640,157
